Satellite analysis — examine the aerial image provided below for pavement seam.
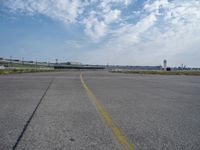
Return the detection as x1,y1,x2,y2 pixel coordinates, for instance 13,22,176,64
12,77,54,150
80,73,135,150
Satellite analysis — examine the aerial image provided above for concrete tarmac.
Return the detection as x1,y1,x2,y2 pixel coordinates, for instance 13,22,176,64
0,71,200,150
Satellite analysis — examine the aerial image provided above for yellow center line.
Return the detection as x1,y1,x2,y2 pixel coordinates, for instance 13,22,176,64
80,73,135,150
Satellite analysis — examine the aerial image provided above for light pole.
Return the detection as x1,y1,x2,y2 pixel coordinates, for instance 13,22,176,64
163,59,167,71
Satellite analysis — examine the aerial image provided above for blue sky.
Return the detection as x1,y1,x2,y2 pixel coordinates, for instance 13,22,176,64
0,0,200,67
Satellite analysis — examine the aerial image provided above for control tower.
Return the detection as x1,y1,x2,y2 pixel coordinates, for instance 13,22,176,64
163,59,167,70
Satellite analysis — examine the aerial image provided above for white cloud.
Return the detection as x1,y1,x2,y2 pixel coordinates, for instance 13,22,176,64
81,0,126,41
107,12,157,50
82,8,121,41
104,9,121,24
98,0,132,7
82,11,107,41
2,0,84,23
144,0,169,14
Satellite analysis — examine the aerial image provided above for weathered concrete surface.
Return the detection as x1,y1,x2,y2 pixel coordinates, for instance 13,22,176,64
0,71,200,150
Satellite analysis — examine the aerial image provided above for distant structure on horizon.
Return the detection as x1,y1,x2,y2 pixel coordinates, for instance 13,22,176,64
163,59,167,70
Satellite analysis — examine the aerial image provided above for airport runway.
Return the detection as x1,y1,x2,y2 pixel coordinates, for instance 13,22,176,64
0,71,200,150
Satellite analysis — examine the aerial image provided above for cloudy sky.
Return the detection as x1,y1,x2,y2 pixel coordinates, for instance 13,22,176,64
0,0,200,67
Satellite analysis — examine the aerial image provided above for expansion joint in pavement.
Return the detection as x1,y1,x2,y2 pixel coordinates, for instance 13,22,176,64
12,77,54,150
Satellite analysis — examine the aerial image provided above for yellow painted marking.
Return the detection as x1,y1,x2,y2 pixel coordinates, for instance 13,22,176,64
80,73,135,150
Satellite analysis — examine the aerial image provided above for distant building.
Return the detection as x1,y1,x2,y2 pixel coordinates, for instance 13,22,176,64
69,62,81,65
107,65,162,70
